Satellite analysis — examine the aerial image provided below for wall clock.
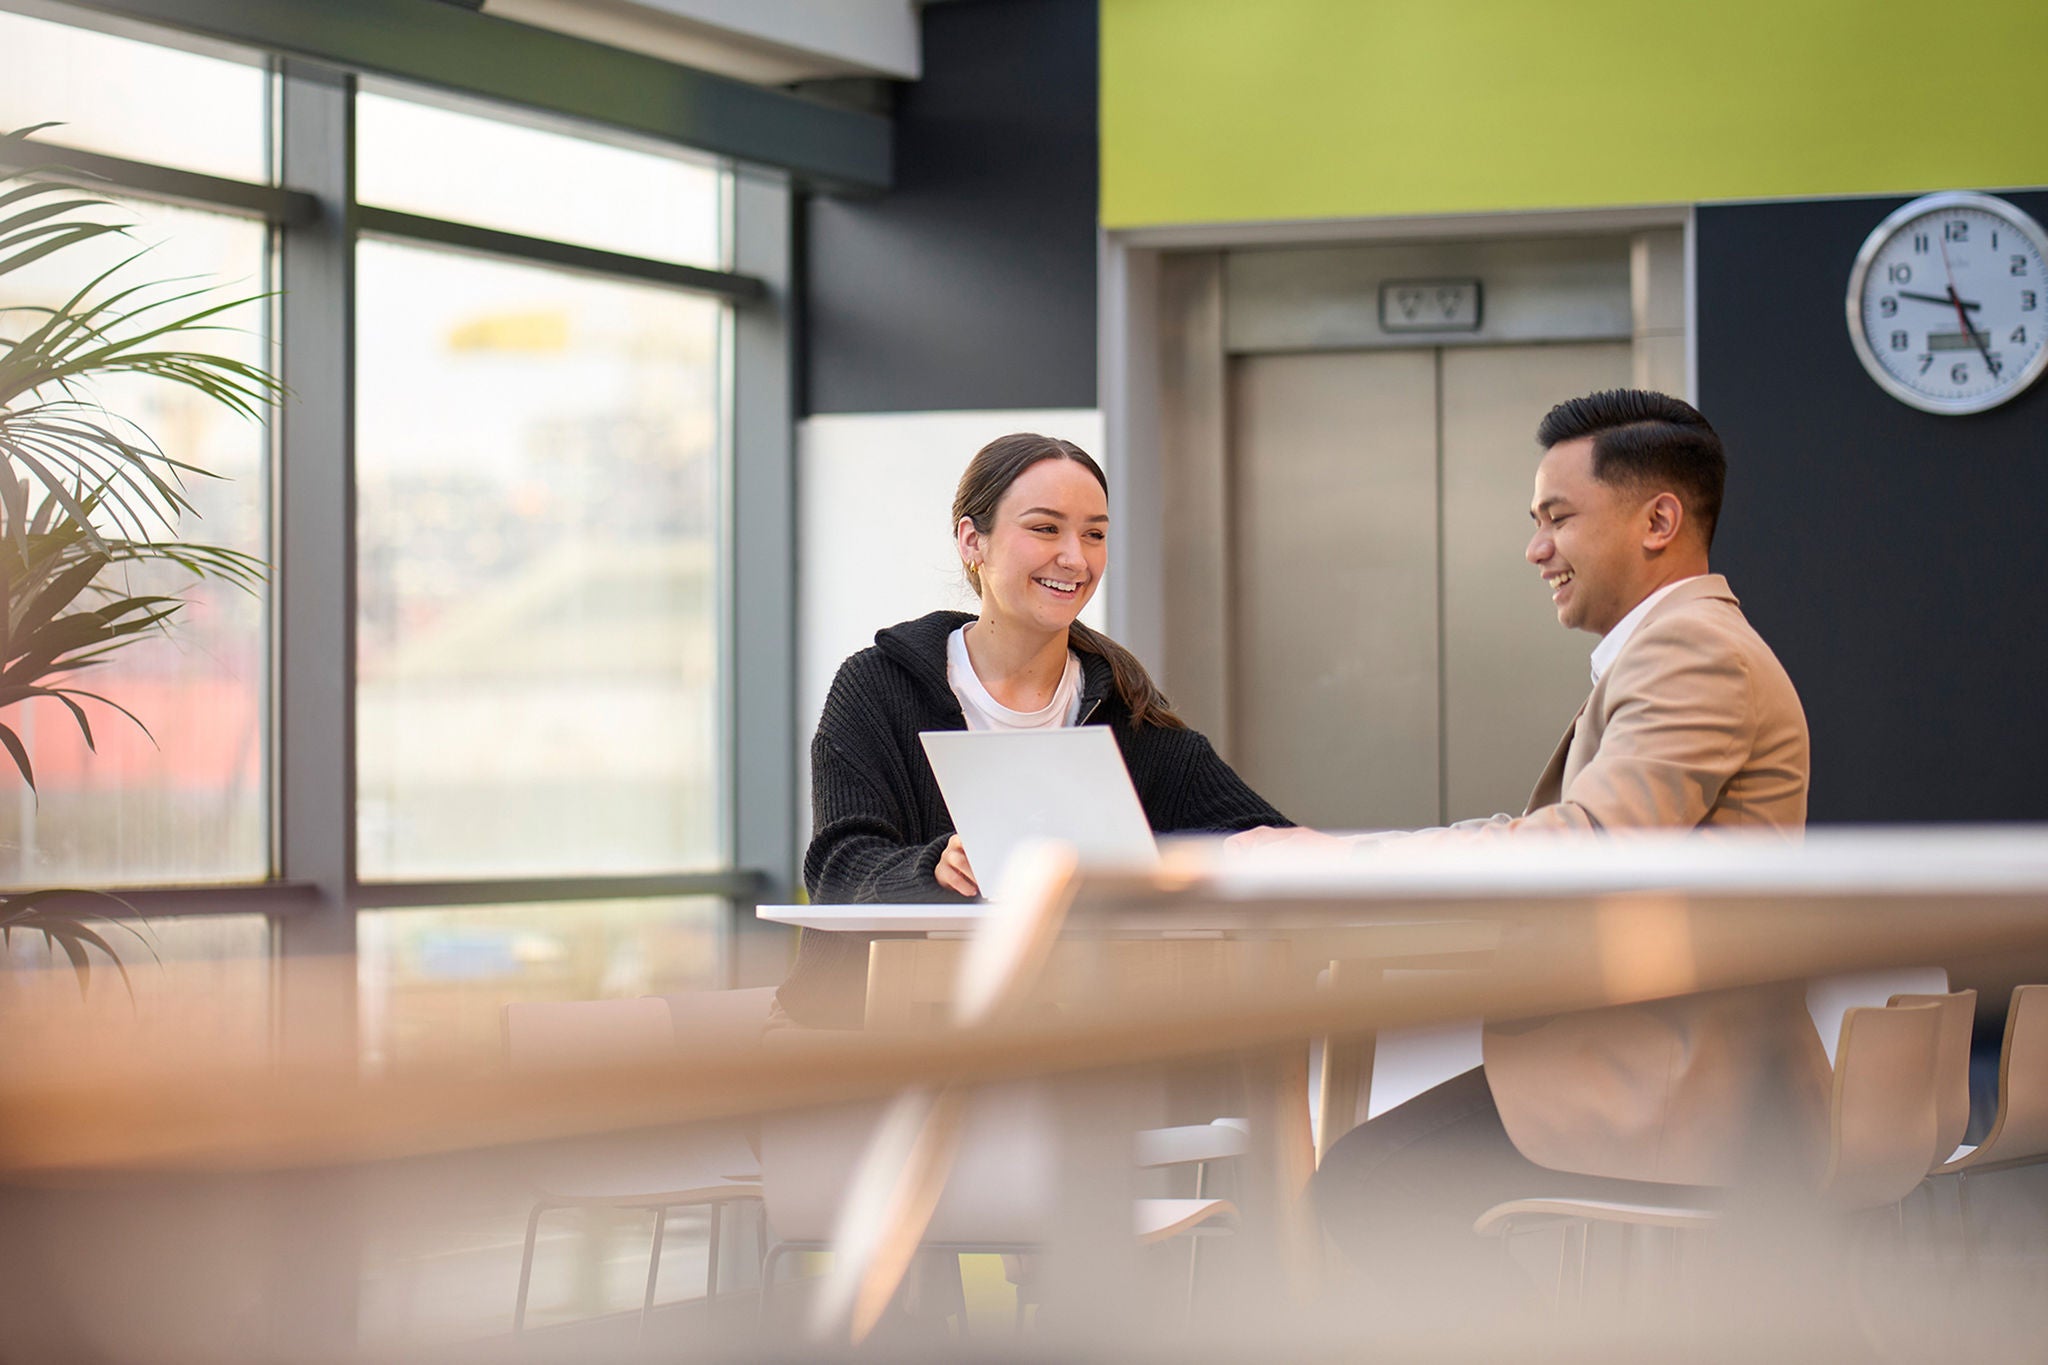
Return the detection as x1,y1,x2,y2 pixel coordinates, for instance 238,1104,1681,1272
1846,190,2048,414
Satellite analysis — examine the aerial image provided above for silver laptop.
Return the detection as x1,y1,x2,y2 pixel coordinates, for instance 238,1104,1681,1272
919,727,1159,899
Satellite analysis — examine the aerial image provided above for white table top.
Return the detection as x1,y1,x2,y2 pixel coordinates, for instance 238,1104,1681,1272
758,903,987,933
760,827,2048,935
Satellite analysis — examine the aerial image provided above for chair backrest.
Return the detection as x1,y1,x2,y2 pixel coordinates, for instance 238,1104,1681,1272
1973,984,2048,1169
501,996,674,1072
1887,989,1976,1170
1807,967,1949,1067
656,986,777,1052
1820,1002,1942,1210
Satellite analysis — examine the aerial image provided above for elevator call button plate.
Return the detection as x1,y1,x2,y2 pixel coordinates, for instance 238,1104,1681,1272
1379,278,1482,332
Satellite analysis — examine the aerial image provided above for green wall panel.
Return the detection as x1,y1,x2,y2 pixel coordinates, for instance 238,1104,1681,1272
1101,0,2048,227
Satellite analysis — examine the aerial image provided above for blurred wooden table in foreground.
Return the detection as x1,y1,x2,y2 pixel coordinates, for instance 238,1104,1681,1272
12,828,2048,1179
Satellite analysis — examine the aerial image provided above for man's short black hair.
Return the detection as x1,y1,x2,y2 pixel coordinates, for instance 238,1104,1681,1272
1536,389,1726,547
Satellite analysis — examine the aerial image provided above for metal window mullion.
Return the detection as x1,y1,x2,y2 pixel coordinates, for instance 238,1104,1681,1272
354,205,765,301
727,169,797,987
274,59,357,965
0,137,318,223
349,871,766,910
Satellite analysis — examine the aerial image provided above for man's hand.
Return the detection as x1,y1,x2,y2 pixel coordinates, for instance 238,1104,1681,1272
1224,825,1352,854
935,834,980,897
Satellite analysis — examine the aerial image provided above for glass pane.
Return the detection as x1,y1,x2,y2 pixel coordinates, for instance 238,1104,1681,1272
356,90,723,269
1,912,273,1064
355,899,728,1346
0,7,268,181
355,242,724,879
0,198,271,887
355,897,725,1073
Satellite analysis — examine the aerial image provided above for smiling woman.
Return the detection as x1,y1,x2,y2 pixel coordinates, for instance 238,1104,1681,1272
775,433,1292,1028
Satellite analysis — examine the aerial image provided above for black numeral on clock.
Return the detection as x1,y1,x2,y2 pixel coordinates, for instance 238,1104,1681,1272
1951,362,1970,383
1880,296,1898,317
1890,329,1909,350
1945,221,1970,242
2024,291,2039,312
1913,233,1930,254
2015,255,2030,276
2013,326,2028,345
1918,354,1935,374
1889,264,1913,284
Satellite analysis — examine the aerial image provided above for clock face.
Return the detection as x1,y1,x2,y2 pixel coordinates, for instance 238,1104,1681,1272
1846,191,2048,414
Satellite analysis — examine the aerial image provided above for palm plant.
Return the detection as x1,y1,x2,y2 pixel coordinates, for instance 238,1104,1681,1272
1,125,280,985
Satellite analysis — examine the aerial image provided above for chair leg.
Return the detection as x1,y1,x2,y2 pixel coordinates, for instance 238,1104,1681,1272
1553,1223,1571,1310
1618,1223,1634,1311
514,1201,548,1335
759,1243,788,1331
1554,1222,1589,1313
706,1202,723,1302
1957,1173,1976,1264
1185,1160,1208,1316
639,1207,669,1340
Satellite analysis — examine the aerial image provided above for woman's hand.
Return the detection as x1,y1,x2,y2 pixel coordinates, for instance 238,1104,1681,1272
935,834,980,897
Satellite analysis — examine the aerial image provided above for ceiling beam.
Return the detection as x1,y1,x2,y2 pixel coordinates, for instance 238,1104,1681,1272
62,0,891,193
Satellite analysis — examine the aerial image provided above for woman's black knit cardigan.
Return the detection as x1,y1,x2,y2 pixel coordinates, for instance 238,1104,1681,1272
778,609,1290,1027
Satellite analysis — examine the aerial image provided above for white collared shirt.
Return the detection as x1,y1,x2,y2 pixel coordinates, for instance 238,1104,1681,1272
1588,576,1702,685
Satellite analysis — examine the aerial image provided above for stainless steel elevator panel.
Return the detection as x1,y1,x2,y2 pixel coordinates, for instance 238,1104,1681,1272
1439,342,1632,821
1227,350,1441,831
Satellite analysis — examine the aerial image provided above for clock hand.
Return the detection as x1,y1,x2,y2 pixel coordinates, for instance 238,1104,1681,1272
1947,286,2001,375
1898,289,1981,310
1938,236,2002,377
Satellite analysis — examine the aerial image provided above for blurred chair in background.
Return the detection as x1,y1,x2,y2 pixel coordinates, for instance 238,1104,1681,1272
1475,1000,1946,1307
501,996,764,1335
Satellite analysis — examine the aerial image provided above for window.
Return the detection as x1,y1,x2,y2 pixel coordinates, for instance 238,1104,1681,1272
355,90,724,268
354,242,725,879
356,897,723,1072
0,26,271,885
1,4,785,1005
0,6,266,180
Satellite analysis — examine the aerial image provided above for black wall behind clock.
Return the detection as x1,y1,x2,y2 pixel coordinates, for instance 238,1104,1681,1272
1698,190,2048,823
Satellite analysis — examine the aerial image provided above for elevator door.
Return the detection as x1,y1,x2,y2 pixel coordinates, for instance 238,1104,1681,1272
1227,341,1631,830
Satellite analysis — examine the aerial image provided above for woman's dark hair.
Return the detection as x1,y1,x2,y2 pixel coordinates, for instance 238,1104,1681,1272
954,432,1185,730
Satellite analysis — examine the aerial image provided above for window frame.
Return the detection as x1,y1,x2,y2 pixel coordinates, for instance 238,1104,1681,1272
0,12,802,1000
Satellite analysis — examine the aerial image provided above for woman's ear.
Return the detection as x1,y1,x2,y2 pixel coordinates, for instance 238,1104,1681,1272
956,516,982,568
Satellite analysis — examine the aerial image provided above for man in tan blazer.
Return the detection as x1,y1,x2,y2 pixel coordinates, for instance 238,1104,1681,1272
1309,389,1829,1304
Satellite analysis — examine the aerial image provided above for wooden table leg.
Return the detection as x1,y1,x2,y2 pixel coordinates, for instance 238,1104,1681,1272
1315,959,1381,1165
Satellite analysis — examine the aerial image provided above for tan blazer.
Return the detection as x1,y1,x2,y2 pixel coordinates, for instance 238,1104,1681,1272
1475,575,1834,1185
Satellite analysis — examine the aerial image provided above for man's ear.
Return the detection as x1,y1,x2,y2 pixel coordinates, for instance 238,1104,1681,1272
1642,492,1685,551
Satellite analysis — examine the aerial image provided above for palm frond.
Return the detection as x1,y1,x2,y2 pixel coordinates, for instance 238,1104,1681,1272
0,138,276,798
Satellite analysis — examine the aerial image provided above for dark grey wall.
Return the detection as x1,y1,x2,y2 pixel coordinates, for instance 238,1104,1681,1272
1698,191,2048,822
801,0,1099,415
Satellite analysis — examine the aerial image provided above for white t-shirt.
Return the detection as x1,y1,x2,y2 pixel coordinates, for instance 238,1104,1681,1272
947,625,1083,730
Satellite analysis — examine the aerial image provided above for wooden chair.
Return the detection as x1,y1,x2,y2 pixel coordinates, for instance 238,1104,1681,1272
1885,990,1976,1172
1936,985,2048,1252
1473,1001,1945,1303
502,996,764,1335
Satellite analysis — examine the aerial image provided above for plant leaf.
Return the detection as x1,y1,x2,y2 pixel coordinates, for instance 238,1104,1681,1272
0,720,34,790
